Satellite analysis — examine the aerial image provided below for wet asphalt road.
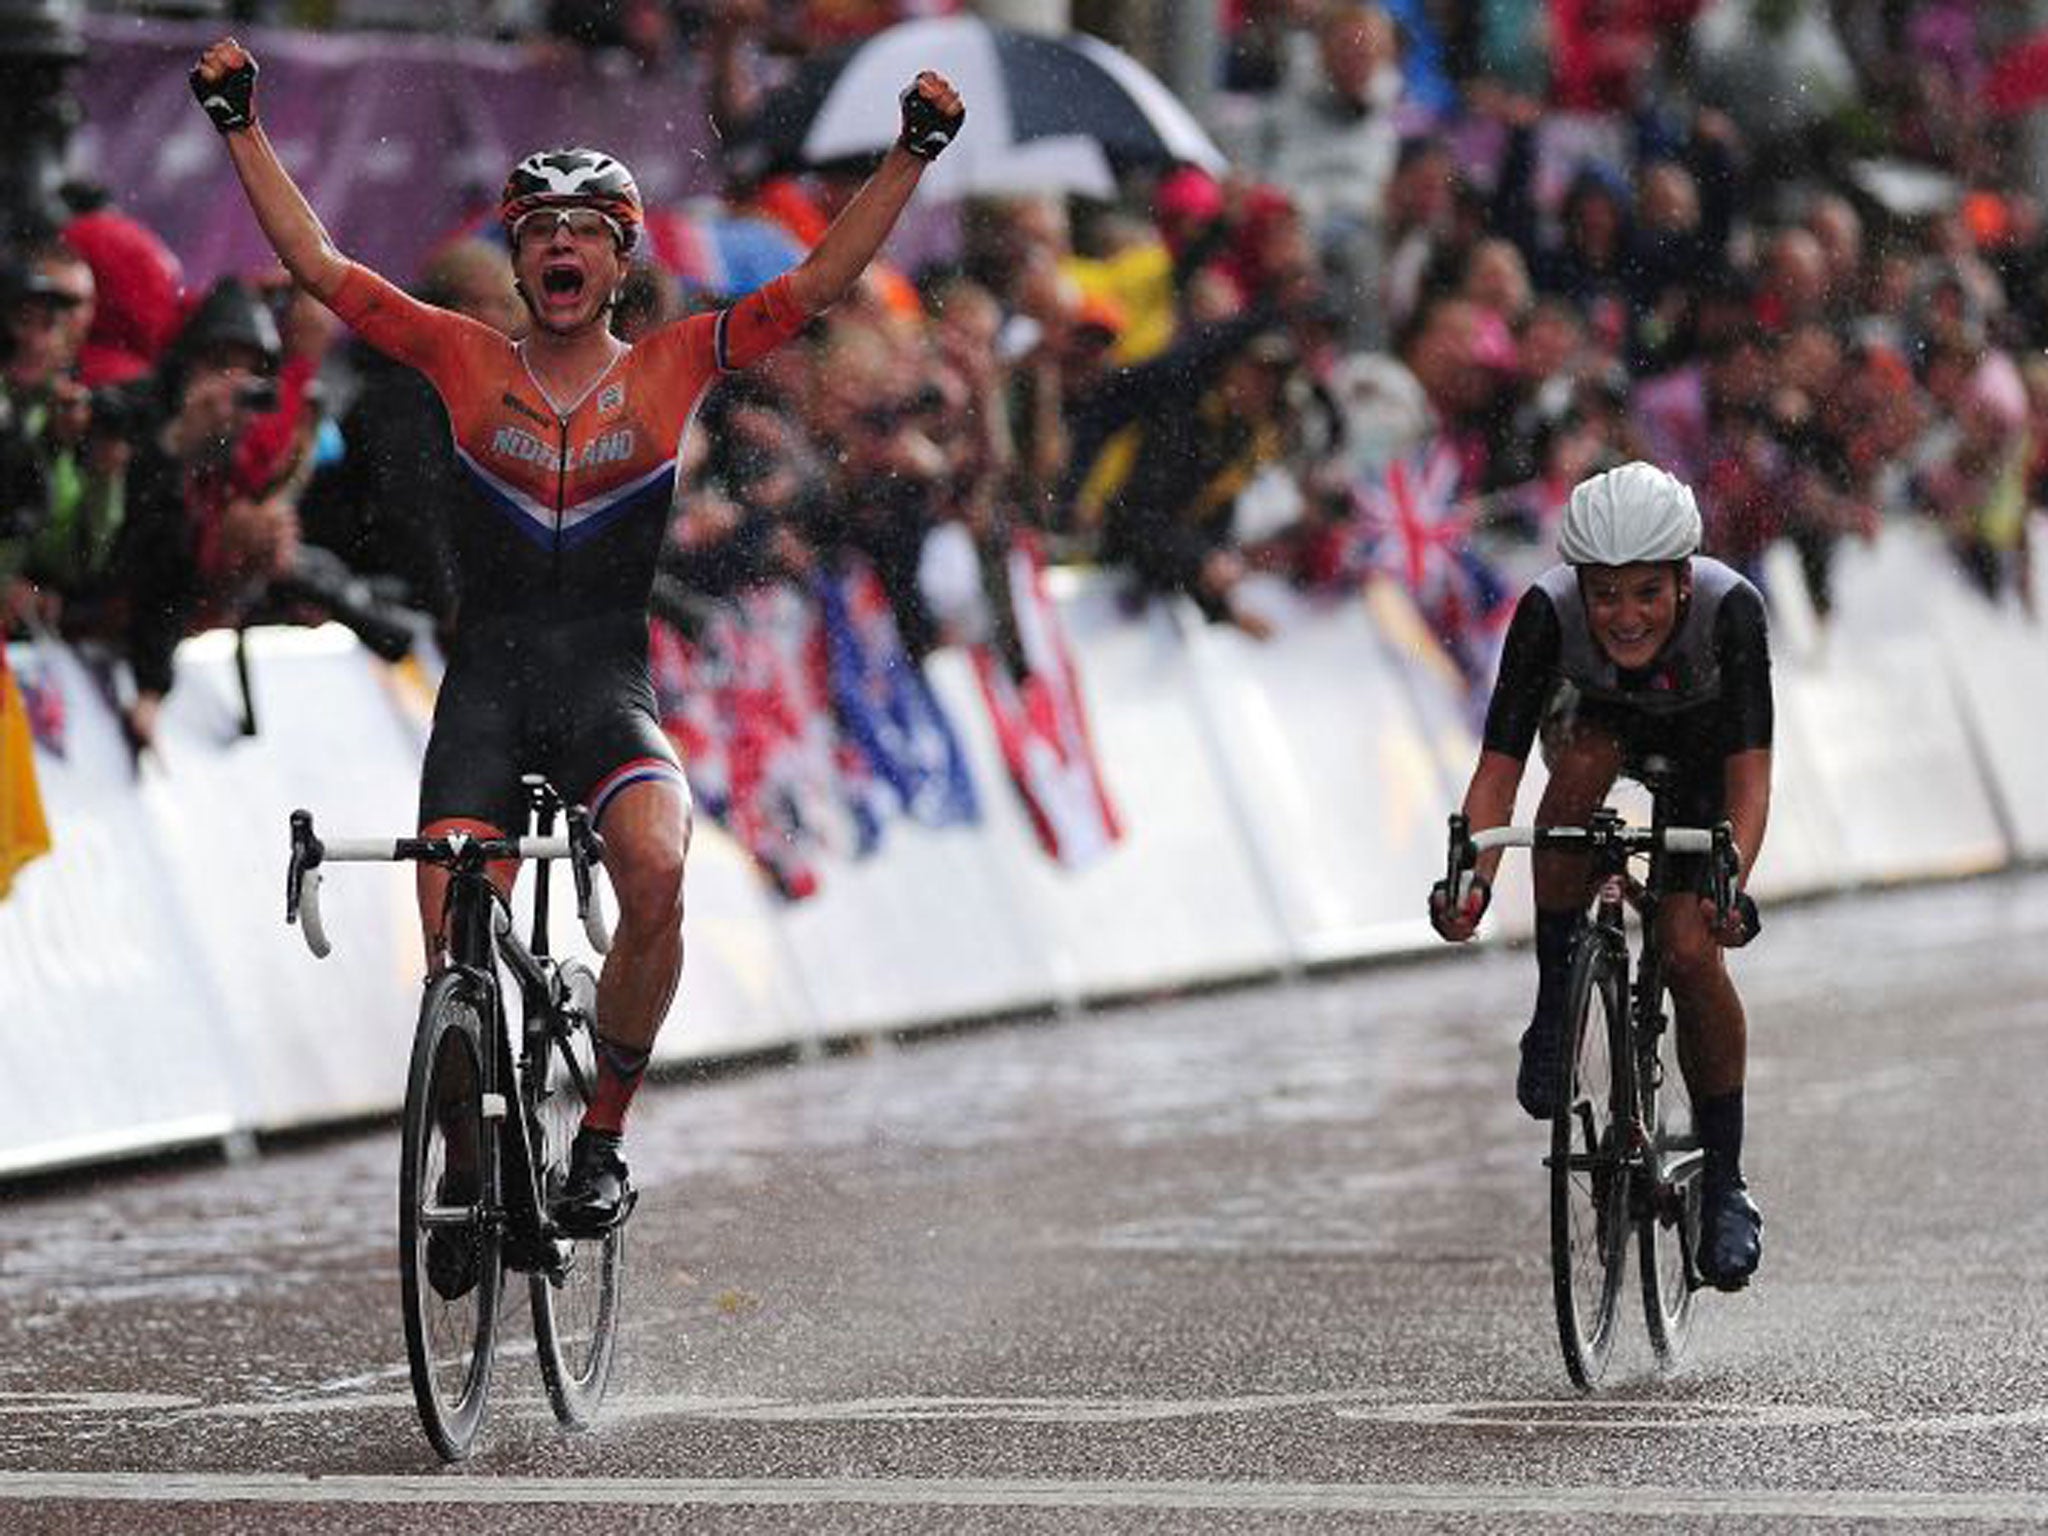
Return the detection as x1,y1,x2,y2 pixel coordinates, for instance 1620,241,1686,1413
5,874,2048,1532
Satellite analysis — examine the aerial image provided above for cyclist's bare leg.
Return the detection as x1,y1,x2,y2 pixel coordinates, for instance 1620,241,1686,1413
1656,899,1746,1099
545,778,687,1230
585,778,691,1131
1531,724,1624,906
1655,892,1761,1283
1513,724,1626,1115
415,817,517,976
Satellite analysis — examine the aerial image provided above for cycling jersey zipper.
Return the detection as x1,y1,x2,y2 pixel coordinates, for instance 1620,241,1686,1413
552,412,569,594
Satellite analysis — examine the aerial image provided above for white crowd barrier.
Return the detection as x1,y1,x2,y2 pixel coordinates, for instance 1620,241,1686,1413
2,525,2040,1175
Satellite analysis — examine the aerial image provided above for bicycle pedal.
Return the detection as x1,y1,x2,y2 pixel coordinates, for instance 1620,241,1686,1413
501,1233,551,1273
548,1186,637,1239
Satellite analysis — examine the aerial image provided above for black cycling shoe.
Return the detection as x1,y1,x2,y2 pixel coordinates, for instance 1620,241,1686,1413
1516,1017,1561,1120
1697,1178,1763,1291
553,1127,635,1237
424,1171,480,1301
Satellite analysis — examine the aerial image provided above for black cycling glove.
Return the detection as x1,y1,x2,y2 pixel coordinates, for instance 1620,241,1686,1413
191,57,259,134
898,82,963,161
1429,871,1491,938
1731,889,1760,944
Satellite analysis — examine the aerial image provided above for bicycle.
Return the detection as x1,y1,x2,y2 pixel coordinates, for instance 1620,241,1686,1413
1442,760,1739,1389
285,776,627,1460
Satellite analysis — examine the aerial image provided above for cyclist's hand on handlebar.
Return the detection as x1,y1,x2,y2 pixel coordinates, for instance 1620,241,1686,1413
1429,872,1490,942
191,38,259,134
1700,889,1760,948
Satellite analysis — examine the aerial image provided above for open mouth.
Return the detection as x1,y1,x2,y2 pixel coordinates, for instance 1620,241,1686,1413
541,263,586,301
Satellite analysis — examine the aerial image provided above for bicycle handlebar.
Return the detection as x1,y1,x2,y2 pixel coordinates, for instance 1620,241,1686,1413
1466,824,1716,856
286,806,613,960
1443,814,1739,924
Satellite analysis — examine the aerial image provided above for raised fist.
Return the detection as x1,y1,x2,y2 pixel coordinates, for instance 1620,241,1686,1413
898,71,964,162
190,38,259,134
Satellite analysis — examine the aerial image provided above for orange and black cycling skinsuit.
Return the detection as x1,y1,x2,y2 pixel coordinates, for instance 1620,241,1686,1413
326,264,809,833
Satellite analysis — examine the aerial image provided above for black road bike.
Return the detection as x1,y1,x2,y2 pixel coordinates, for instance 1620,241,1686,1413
1443,762,1739,1388
286,776,628,1459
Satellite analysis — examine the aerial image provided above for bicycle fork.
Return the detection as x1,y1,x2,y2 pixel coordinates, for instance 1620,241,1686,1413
1587,904,1703,1291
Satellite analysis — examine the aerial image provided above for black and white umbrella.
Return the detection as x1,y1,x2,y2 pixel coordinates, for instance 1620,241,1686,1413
752,17,1227,201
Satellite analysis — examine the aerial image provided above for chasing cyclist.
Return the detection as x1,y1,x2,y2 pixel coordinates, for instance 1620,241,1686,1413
1430,461,1770,1290
192,38,964,1236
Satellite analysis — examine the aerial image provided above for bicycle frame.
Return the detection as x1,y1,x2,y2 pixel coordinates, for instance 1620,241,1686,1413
1553,807,1706,1290
1447,773,1735,1296
444,857,561,1278
285,779,614,1279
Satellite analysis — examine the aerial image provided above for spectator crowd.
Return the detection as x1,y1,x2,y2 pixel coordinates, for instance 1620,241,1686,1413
7,0,2048,892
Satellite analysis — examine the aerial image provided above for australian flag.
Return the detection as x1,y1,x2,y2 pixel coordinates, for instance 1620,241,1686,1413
816,557,979,830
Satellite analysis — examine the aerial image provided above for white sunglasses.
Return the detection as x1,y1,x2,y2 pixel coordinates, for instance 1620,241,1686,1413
512,207,625,248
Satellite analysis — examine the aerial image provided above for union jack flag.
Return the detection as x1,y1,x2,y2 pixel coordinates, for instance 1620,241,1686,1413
647,587,866,902
11,643,66,759
1349,439,1512,691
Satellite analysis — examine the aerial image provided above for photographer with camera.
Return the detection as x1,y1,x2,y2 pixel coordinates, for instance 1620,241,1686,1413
0,241,130,639
104,275,299,748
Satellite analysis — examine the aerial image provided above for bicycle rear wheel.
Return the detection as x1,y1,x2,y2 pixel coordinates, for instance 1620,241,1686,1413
399,972,503,1461
1640,1004,1703,1367
1550,926,1630,1390
527,960,625,1428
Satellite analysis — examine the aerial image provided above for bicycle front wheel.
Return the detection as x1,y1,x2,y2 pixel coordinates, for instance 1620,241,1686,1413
528,960,625,1428
1640,1003,1703,1368
399,972,504,1462
1550,926,1630,1390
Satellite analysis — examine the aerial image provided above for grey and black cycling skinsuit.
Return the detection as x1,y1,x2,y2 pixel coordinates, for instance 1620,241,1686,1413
1481,556,1775,848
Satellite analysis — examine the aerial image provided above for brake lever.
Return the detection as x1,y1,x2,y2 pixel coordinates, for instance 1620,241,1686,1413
286,809,332,958
286,809,320,924
1710,822,1737,925
566,806,613,956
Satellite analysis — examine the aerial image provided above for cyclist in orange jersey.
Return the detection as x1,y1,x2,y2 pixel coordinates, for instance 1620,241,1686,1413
192,37,964,1233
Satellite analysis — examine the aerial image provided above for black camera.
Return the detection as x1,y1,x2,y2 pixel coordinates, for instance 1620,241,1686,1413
267,543,420,662
236,378,281,414
85,379,150,441
0,420,47,542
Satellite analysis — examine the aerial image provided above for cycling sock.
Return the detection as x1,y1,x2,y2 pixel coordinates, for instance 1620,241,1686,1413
583,1033,651,1135
1529,907,1579,1038
1696,1089,1745,1189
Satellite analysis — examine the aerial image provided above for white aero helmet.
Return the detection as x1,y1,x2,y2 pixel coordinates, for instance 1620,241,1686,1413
1557,460,1702,566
